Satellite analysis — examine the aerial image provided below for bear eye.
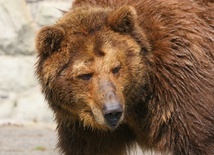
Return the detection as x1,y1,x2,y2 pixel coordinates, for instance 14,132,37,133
112,66,121,74
77,73,93,81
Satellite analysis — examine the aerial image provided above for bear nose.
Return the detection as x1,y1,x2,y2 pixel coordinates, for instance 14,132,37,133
103,102,123,128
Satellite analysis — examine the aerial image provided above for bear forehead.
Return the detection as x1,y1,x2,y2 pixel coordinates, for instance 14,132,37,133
57,7,112,35
67,33,128,64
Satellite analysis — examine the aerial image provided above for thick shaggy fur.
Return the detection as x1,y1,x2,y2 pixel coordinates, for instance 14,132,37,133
35,0,214,155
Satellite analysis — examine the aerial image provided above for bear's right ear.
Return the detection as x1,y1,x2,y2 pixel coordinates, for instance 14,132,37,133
36,26,64,56
108,6,137,34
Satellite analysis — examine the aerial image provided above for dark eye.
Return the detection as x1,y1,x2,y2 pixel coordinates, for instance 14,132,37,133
112,66,121,74
77,73,93,81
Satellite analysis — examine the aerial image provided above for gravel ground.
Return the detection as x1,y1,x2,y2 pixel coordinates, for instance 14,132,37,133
0,123,58,155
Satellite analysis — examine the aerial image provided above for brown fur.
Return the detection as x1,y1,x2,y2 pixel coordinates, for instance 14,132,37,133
35,0,214,155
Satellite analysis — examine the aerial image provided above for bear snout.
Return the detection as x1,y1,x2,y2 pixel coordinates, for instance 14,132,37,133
102,101,123,129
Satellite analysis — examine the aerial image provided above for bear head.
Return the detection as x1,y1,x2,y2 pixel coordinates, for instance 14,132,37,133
35,6,150,130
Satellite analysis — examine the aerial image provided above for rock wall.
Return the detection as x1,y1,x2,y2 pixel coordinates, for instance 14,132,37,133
0,0,72,124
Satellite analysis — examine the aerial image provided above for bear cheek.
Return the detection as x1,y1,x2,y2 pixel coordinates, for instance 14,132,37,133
77,99,108,130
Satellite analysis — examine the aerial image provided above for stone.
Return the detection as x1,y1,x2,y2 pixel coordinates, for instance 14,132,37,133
0,91,17,119
11,87,54,123
35,1,71,27
0,0,35,55
0,56,37,91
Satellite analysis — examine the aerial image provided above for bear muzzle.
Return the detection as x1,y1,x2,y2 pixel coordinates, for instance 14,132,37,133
103,103,123,128
102,91,124,129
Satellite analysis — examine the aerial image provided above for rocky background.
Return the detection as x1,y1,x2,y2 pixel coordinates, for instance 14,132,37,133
0,0,72,124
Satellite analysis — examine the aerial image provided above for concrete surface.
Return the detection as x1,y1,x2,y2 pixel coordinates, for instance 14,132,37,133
0,123,58,155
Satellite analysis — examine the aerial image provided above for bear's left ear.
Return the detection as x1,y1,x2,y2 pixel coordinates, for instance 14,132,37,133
36,26,64,56
108,6,137,34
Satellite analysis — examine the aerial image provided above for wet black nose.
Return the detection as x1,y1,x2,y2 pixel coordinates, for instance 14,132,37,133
103,103,123,128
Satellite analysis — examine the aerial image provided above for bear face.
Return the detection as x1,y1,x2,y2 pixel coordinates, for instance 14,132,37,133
36,6,150,130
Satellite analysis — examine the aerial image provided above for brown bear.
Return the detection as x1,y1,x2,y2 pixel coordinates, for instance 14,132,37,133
35,0,214,155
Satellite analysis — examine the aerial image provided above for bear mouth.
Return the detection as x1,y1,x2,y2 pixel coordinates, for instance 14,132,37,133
104,111,123,129
106,122,120,130
91,110,124,130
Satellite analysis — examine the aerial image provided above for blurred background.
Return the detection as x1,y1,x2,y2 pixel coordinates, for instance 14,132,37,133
0,0,72,125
